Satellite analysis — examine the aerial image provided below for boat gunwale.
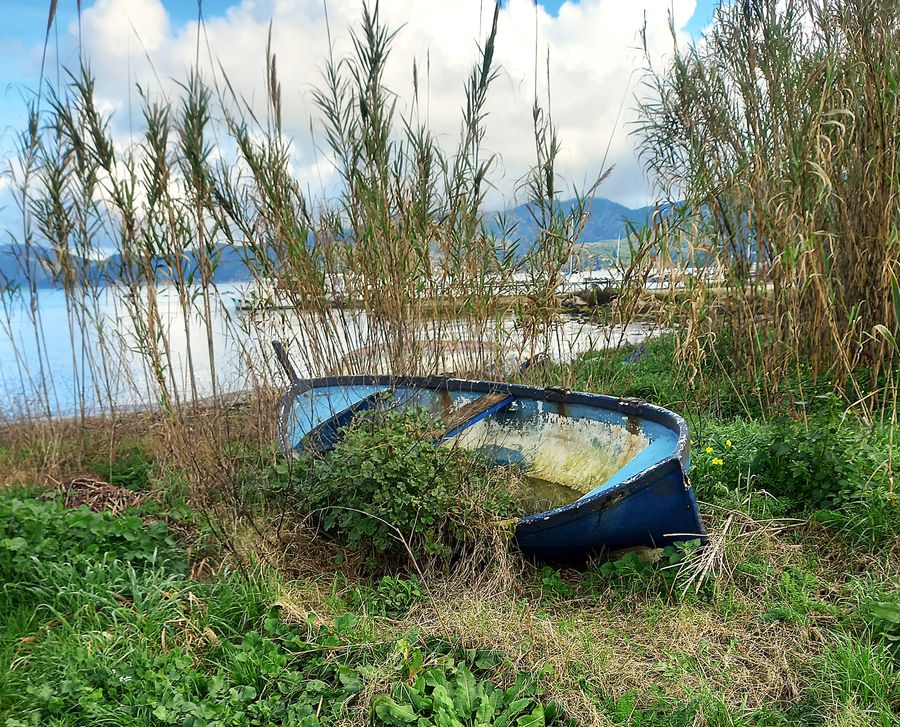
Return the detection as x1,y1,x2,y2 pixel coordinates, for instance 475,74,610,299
276,374,699,536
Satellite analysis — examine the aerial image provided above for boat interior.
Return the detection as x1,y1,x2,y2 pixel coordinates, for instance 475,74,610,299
282,382,681,514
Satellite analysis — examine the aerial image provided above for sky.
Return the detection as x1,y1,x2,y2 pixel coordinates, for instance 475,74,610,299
0,0,719,215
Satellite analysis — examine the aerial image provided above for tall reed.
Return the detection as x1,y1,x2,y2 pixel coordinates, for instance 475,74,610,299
0,2,620,480
635,0,900,414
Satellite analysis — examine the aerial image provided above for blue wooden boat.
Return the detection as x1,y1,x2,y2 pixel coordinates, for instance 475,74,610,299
275,365,705,560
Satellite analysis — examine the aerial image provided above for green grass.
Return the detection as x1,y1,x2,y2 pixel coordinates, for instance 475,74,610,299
558,335,900,549
1,343,899,724
0,493,566,725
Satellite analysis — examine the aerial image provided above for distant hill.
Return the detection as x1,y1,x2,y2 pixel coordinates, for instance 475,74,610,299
489,196,673,253
0,244,57,289
0,243,260,290
0,197,671,289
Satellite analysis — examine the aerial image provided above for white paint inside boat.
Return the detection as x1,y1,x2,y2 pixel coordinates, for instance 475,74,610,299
451,412,648,496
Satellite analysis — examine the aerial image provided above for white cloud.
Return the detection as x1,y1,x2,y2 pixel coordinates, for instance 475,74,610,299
59,0,695,209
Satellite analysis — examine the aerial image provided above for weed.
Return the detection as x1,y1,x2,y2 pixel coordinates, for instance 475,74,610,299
277,408,520,564
350,574,427,618
373,658,563,726
0,494,184,597
761,567,838,626
539,566,575,600
687,412,900,548
584,539,706,600
86,443,155,490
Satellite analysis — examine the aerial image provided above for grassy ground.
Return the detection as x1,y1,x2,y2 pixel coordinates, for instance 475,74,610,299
1,338,898,726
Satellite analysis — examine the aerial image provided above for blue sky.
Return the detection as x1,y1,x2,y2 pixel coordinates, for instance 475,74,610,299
0,0,719,129
0,0,720,213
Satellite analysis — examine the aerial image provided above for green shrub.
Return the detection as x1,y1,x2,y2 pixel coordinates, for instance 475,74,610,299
0,495,184,599
277,408,521,562
749,415,888,511
373,660,562,726
87,443,155,490
690,414,900,547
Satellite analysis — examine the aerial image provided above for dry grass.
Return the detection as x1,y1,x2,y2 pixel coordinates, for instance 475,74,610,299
635,0,900,416
0,389,280,487
44,475,148,514
265,535,840,725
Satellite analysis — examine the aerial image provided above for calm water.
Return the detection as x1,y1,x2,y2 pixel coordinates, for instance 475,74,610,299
0,285,249,417
0,284,655,418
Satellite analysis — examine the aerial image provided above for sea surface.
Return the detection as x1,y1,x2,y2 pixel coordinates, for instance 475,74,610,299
0,283,655,418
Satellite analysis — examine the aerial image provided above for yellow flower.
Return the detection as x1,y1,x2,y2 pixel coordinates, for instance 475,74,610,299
711,457,724,466
725,439,732,448
705,446,714,454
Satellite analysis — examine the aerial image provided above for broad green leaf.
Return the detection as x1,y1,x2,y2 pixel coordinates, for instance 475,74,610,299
425,668,450,690
1,537,27,551
516,705,546,727
373,696,418,724
152,705,170,721
338,666,362,693
452,664,478,715
435,709,464,727
475,693,497,724
331,613,358,635
398,682,431,712
505,698,534,715
431,683,456,713
871,602,900,624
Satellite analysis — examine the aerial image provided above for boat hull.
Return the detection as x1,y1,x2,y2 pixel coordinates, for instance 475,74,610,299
516,458,700,560
277,375,705,560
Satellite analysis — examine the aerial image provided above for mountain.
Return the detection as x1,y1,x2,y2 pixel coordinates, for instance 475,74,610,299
489,196,672,252
0,197,670,289
0,244,58,289
0,243,260,291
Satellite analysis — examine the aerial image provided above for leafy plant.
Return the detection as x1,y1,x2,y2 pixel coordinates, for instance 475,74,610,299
279,408,520,562
689,413,900,547
372,660,560,726
761,567,838,625
350,574,427,618
539,566,575,599
0,490,366,725
749,415,886,511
